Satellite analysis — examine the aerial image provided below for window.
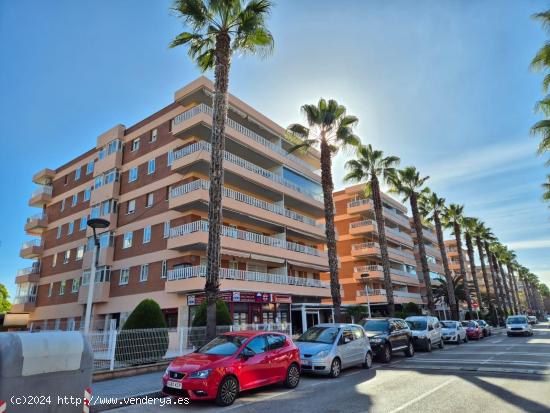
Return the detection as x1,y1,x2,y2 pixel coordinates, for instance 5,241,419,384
131,138,140,151
100,139,122,159
52,253,57,267
86,161,94,175
48,283,53,297
246,336,268,354
146,193,154,208
267,334,286,350
59,280,66,295
56,226,62,239
76,245,84,261
161,260,167,278
72,278,80,293
127,199,136,214
143,225,151,244
60,199,65,212
75,167,81,181
129,167,138,183
123,232,133,249
84,187,91,201
119,268,130,285
64,250,71,264
71,193,78,207
79,216,87,231
150,128,157,142
68,221,74,235
140,264,149,282
163,220,170,238
167,150,174,166
147,158,155,175
64,175,68,185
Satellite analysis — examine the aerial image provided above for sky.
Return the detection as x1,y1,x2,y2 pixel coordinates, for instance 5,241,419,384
0,0,549,299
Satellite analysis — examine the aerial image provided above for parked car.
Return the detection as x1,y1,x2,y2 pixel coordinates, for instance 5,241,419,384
506,315,533,337
476,320,492,337
295,323,372,378
162,331,300,406
527,316,537,325
440,320,468,344
405,316,444,352
361,318,414,363
461,320,484,340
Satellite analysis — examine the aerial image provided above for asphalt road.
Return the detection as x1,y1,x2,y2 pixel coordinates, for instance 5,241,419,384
109,322,550,413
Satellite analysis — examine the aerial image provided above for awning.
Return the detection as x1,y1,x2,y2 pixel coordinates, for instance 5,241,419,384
286,260,329,272
250,254,285,264
220,249,251,259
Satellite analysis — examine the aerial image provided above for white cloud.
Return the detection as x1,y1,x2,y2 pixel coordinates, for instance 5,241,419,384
506,239,550,250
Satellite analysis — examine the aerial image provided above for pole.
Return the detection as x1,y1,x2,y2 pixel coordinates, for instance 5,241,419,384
365,284,372,318
84,229,100,333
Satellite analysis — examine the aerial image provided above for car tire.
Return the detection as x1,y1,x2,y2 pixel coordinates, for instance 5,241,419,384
216,376,239,407
507,333,512,337
456,337,461,345
438,339,444,349
404,340,415,357
380,344,392,363
284,363,300,389
363,352,373,369
464,335,469,343
330,358,342,378
425,340,432,352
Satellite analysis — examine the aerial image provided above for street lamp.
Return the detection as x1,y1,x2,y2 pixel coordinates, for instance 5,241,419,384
361,273,372,319
83,218,110,333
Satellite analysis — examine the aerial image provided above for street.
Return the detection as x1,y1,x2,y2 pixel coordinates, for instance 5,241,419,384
106,322,550,413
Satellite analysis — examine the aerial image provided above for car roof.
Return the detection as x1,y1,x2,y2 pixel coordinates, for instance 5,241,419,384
222,330,284,338
314,323,362,328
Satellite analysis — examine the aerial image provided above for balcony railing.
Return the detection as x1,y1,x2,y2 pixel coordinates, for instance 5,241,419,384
171,179,322,228
347,199,409,224
170,221,327,257
350,219,376,229
26,213,47,223
17,265,40,277
13,294,37,304
21,239,42,249
353,265,417,278
172,103,318,174
167,265,329,288
351,242,415,260
357,289,420,298
31,185,53,198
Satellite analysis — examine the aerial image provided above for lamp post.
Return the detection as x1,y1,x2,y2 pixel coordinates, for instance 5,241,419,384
362,273,372,318
83,218,110,334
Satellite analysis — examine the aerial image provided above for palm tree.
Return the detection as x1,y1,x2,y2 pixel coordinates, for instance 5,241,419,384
288,100,360,322
518,266,532,311
343,144,400,316
418,191,458,320
472,221,498,323
441,204,473,313
531,9,550,155
462,217,483,312
491,243,514,314
433,274,465,315
488,243,510,315
171,0,274,339
387,167,435,314
543,175,550,205
500,247,519,314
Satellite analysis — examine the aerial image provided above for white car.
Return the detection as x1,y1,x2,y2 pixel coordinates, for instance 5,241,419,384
506,315,533,337
405,316,444,351
440,320,468,344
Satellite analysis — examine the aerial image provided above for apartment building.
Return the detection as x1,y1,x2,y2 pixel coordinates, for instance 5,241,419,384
329,184,423,314
444,239,472,279
12,76,331,333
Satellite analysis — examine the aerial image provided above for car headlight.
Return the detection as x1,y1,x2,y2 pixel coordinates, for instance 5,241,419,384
164,367,171,376
416,335,426,339
189,369,212,379
370,337,382,343
315,350,330,358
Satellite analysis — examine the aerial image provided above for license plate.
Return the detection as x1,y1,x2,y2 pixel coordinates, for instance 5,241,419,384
301,359,311,366
167,380,182,389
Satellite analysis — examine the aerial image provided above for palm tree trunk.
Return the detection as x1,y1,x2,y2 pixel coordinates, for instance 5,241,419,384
497,260,513,314
205,31,231,340
506,264,519,314
320,138,342,322
465,233,483,312
409,193,435,314
434,210,458,319
476,237,496,323
509,268,521,313
371,175,395,316
484,241,503,322
454,223,473,313
490,252,508,315
522,278,532,312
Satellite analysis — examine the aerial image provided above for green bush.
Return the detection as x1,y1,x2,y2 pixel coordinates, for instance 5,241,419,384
394,311,407,319
403,302,421,316
191,299,232,327
115,299,169,364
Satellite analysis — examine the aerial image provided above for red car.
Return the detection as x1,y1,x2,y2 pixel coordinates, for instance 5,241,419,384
461,321,484,340
162,331,301,406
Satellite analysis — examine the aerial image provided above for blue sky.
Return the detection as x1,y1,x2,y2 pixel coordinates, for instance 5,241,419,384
0,0,549,299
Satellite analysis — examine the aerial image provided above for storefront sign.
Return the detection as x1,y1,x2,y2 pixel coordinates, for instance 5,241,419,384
273,294,292,303
232,291,241,302
187,291,288,305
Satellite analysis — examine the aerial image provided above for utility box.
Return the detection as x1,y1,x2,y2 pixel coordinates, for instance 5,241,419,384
0,331,93,412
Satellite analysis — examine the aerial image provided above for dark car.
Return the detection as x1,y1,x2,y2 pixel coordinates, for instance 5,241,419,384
360,318,414,363
475,320,492,337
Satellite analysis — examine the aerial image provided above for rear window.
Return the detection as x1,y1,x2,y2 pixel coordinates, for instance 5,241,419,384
406,320,427,331
362,320,389,332
440,321,457,328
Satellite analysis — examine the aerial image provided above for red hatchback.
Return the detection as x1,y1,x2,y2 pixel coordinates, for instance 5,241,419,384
162,331,301,406
461,321,484,340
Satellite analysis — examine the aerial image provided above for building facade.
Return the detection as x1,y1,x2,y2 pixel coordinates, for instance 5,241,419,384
13,77,331,333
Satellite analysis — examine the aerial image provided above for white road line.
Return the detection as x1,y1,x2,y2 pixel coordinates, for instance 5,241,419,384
385,378,455,413
402,359,549,367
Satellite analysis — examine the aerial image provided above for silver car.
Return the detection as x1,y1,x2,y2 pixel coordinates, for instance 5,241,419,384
295,323,372,378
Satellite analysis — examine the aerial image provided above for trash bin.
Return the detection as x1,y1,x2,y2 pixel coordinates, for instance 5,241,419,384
0,331,93,412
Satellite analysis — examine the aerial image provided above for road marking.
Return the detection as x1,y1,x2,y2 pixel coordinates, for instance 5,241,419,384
401,359,549,367
385,378,455,413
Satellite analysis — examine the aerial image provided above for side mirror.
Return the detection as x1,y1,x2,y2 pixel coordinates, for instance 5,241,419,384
240,348,255,360
428,325,434,331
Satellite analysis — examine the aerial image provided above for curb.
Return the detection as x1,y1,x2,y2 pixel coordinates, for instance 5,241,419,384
388,364,550,376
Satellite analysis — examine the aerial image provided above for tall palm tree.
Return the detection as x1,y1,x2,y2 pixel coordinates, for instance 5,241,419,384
488,243,510,315
472,221,498,323
418,191,458,320
462,217,483,312
387,167,435,314
441,204,473,313
531,9,550,155
543,175,550,204
481,228,506,319
343,144,400,316
491,243,514,314
501,247,519,314
288,100,360,322
519,266,533,311
171,0,274,339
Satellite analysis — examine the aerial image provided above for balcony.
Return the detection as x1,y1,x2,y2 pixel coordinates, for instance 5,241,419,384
171,141,323,208
77,282,111,304
168,221,328,269
349,220,413,247
82,246,114,268
351,242,416,266
356,289,423,304
11,295,37,312
346,199,410,228
171,103,320,180
20,239,43,259
170,179,325,238
165,265,331,297
90,180,120,205
352,265,419,285
422,228,438,243
28,185,53,207
24,213,48,235
32,168,55,185
15,266,40,284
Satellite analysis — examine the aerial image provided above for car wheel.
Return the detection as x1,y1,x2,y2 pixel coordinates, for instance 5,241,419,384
330,358,342,378
284,363,300,388
363,352,373,369
404,340,415,357
464,335,469,343
425,340,432,352
216,376,239,407
507,333,511,337
380,344,392,363
438,339,444,349
456,337,461,345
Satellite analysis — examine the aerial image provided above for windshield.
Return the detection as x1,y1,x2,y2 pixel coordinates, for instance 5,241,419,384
406,320,427,331
477,320,486,326
362,320,390,332
440,321,457,329
508,317,527,324
462,321,476,328
197,335,247,356
297,326,340,344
